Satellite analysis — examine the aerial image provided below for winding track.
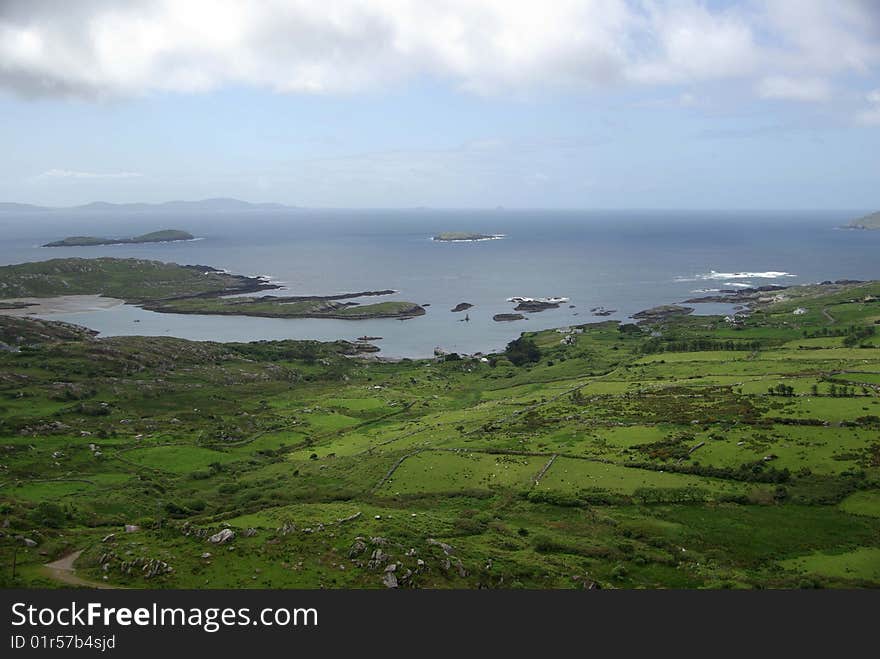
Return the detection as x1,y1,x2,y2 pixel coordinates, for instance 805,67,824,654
42,549,120,589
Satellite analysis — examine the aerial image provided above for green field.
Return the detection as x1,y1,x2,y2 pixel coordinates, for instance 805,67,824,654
1,276,879,589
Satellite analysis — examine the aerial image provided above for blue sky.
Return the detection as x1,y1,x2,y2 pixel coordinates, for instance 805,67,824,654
1,0,879,209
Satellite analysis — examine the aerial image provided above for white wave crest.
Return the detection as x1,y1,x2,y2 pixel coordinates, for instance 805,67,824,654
676,270,795,283
507,296,569,304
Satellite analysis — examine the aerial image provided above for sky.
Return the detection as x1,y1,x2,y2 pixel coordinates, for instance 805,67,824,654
1,0,879,210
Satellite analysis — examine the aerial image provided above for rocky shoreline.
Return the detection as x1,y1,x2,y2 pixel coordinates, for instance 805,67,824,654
631,304,694,321
142,300,426,321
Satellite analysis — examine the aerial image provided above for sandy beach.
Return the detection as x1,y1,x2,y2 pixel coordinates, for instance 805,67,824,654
0,294,124,316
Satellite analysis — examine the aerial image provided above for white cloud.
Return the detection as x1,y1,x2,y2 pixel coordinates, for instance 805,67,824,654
756,76,831,102
0,0,877,101
856,89,880,125
34,169,143,180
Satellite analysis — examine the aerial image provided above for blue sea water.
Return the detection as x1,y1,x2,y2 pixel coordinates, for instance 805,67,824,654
0,208,876,358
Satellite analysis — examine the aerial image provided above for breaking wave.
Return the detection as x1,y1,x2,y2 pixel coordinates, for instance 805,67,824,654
676,270,796,283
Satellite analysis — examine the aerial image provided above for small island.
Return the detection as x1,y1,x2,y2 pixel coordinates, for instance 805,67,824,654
432,232,504,242
451,302,473,312
43,229,195,247
514,300,559,312
846,211,880,230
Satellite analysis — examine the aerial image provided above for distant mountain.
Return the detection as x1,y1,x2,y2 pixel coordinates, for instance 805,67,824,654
0,198,295,213
847,211,880,230
0,202,50,212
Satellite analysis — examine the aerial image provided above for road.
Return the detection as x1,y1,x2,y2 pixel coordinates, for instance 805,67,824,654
42,550,119,589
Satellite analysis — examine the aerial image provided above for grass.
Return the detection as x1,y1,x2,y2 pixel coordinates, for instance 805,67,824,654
2,276,880,589
839,490,880,518
121,446,240,473
779,548,880,582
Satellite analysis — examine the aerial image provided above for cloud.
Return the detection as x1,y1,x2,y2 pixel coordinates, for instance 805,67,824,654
0,1,877,101
756,76,831,102
856,89,880,125
34,169,143,180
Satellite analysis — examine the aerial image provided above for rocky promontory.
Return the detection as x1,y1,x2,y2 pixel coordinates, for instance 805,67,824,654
632,305,694,321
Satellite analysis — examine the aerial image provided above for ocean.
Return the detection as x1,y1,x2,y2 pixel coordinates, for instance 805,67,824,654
1,208,876,358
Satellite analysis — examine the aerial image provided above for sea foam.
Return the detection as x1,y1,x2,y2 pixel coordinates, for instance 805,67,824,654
676,270,796,283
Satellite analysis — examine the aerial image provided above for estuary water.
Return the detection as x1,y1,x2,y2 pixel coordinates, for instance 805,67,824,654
1,208,877,358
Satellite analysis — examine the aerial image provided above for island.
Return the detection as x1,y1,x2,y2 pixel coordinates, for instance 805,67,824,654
0,257,425,321
493,313,525,321
591,306,617,316
43,229,195,247
432,232,504,242
514,300,559,312
508,296,569,313
846,211,880,230
451,302,473,312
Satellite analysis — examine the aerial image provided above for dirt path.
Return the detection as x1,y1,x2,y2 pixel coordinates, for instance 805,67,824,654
821,307,836,325
42,550,119,589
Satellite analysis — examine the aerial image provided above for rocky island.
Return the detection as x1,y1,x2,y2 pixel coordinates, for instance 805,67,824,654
432,232,504,242
43,229,195,247
591,306,617,316
451,302,473,312
507,296,569,312
514,300,559,312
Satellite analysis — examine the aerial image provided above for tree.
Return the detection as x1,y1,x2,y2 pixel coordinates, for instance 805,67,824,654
504,337,541,366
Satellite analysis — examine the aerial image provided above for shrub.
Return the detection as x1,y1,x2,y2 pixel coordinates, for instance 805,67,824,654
31,502,66,528
504,337,541,366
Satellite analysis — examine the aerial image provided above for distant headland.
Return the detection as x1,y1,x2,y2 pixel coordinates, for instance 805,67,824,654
43,229,195,247
846,211,880,230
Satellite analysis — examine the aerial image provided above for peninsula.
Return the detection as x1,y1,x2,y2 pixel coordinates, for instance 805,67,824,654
43,229,195,247
0,257,425,321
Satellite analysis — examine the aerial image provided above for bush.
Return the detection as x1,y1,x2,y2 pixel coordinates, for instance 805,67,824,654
31,502,66,528
504,337,541,366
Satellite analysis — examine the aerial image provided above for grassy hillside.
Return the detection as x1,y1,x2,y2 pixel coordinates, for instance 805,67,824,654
0,279,878,589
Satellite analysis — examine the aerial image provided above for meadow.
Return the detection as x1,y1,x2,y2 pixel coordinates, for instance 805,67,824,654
1,278,878,589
